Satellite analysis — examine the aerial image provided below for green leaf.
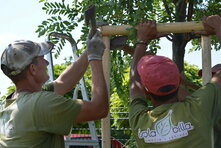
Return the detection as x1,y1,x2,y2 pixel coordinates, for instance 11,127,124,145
63,21,71,26
58,16,62,20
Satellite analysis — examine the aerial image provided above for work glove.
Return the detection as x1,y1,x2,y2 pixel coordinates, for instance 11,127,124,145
87,31,105,61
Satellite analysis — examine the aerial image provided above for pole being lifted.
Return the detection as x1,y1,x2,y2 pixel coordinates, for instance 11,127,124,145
100,21,204,36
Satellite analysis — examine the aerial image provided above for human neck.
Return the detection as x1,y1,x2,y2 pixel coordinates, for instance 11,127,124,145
152,96,178,107
12,86,41,98
15,79,42,94
15,88,35,93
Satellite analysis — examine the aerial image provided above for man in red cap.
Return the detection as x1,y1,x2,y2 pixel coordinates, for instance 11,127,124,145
129,15,221,148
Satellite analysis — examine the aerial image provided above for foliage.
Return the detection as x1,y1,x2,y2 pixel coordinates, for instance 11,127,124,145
35,0,219,145
36,0,220,76
190,0,221,52
0,85,16,101
184,62,202,86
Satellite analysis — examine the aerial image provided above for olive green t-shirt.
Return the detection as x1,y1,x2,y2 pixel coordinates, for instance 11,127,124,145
0,84,82,148
129,82,221,148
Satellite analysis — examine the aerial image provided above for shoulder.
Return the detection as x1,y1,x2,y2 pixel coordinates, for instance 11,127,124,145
184,82,221,117
129,96,152,123
34,91,82,107
129,96,149,112
191,82,221,98
33,91,83,116
130,96,148,105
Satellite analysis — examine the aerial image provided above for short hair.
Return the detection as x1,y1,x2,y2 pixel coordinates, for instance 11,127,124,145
2,57,38,83
150,86,179,102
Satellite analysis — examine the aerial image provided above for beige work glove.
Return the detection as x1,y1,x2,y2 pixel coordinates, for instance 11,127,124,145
87,31,105,61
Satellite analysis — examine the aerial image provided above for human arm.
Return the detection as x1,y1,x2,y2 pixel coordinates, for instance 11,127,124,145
181,15,221,99
130,20,166,99
75,60,108,122
75,32,108,123
199,15,221,88
53,51,89,96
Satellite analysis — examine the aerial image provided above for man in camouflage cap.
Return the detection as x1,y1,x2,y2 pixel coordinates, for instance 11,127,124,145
0,31,108,148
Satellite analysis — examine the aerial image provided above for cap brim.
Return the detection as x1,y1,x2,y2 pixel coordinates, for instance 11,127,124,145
37,41,54,56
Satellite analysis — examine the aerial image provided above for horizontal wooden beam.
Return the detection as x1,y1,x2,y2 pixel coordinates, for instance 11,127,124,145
100,21,204,36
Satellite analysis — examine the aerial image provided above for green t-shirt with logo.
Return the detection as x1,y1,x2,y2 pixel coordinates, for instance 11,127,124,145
0,83,82,148
129,82,221,148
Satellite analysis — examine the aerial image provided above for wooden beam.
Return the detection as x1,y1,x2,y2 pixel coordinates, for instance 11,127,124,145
101,36,111,148
100,21,203,36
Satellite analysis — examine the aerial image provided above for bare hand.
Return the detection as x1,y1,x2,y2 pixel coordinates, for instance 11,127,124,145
137,20,169,42
196,15,221,35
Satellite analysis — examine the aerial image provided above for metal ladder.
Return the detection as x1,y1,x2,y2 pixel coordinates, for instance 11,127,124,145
46,32,100,148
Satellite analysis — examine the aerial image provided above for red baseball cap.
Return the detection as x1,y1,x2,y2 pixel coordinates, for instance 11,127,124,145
137,55,180,96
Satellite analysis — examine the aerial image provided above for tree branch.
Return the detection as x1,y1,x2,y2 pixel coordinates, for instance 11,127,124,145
162,0,173,22
187,0,194,21
176,0,187,22
185,33,201,42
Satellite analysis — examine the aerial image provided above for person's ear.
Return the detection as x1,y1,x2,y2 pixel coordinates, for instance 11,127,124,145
28,64,37,76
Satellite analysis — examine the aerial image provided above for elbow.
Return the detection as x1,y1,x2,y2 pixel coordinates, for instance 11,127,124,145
100,106,109,118
96,100,109,119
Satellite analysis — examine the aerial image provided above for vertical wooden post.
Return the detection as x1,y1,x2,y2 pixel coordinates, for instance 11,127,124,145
101,36,111,148
201,35,213,148
201,36,212,85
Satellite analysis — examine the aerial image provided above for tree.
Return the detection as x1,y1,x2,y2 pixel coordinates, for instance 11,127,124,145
37,0,220,70
36,0,220,93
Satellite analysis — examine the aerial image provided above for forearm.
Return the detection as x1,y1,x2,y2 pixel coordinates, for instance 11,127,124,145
130,20,161,98
90,60,108,115
53,51,89,95
130,44,149,97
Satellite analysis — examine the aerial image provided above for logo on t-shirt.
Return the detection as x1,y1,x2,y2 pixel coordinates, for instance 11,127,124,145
138,110,194,143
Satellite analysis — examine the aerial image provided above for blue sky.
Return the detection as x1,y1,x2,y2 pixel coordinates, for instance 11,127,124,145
0,0,220,97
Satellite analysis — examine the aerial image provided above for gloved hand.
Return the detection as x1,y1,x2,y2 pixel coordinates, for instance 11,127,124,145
87,31,105,61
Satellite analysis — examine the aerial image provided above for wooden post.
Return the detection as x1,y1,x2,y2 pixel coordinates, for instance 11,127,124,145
100,21,203,36
101,36,111,148
201,36,212,85
201,35,213,148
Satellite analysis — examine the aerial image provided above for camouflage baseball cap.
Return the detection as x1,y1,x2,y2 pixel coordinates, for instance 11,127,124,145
1,40,54,76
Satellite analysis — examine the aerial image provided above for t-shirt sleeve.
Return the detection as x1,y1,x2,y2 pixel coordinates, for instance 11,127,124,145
190,82,221,123
129,96,150,129
33,91,83,135
42,82,54,92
